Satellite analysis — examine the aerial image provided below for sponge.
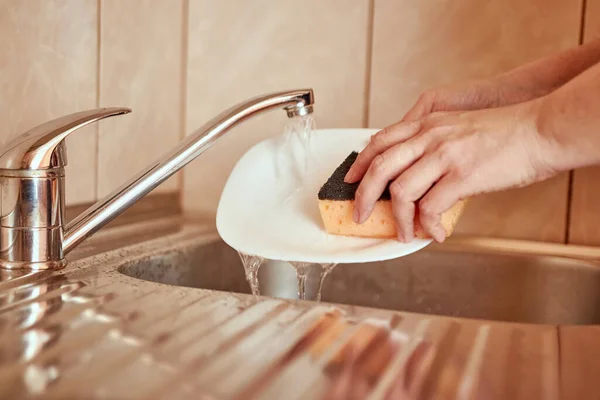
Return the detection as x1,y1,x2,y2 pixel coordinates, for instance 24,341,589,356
317,151,466,239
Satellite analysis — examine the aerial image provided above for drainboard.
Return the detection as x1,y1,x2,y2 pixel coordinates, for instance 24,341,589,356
118,239,600,325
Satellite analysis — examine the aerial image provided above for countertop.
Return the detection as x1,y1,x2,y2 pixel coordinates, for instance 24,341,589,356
1,216,598,399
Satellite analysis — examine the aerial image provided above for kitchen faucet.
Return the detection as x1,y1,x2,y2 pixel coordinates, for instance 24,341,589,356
0,89,314,270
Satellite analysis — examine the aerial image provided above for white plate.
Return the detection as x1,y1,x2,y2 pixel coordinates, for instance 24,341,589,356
216,128,432,264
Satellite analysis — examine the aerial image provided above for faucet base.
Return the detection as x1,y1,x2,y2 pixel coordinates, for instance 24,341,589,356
0,259,66,271
0,226,66,271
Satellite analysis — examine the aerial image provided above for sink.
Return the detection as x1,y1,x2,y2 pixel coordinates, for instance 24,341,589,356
118,239,600,325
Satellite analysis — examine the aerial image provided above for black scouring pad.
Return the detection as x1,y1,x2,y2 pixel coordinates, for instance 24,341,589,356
317,151,391,201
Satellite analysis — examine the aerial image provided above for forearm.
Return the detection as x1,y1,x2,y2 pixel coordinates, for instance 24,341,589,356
537,59,600,171
498,38,600,100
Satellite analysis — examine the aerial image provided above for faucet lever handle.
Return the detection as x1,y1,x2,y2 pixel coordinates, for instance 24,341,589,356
0,107,131,170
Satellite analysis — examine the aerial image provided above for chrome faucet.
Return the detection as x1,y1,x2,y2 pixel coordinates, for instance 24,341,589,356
0,89,314,270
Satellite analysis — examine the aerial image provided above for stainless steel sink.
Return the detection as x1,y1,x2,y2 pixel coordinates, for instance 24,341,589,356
117,239,600,325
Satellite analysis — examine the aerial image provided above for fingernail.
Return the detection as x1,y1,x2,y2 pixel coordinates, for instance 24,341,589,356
358,206,370,224
344,170,354,183
397,232,404,243
433,227,446,243
353,208,360,223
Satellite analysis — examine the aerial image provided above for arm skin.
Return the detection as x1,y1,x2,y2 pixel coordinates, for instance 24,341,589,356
343,53,600,243
537,59,600,173
402,38,600,122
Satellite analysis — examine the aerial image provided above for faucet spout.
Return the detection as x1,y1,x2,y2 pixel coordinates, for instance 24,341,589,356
63,89,314,254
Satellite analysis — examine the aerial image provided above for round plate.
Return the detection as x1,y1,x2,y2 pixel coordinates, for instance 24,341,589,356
216,128,432,263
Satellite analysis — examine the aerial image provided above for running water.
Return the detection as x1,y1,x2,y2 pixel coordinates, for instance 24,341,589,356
316,263,338,302
288,262,311,300
294,114,315,179
238,256,339,301
288,262,338,301
238,252,264,296
274,114,316,199
239,115,325,300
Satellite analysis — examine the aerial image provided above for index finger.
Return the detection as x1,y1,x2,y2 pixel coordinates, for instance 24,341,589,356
344,120,422,183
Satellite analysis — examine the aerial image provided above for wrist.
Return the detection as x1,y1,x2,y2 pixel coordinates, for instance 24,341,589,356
534,92,596,173
502,98,563,181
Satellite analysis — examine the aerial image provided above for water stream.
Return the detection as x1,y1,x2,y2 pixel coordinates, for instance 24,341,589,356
280,114,315,180
239,252,338,302
237,252,264,296
274,114,316,202
238,114,334,301
316,263,338,302
288,262,311,300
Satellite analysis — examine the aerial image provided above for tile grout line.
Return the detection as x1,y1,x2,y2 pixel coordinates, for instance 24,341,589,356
556,326,563,399
565,171,574,244
177,0,190,209
579,0,588,45
94,0,102,202
362,0,375,129
566,0,588,244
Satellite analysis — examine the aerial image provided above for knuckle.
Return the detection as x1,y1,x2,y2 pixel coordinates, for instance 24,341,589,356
372,154,388,175
419,199,438,217
355,184,366,201
390,180,409,202
419,115,434,130
372,129,388,147
421,114,444,132
437,141,458,164
354,185,365,205
425,116,448,132
405,143,418,160
453,161,471,179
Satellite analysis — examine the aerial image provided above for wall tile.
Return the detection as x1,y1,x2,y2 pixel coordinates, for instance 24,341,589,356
452,177,569,242
98,0,184,198
0,0,98,205
584,0,600,39
183,0,371,215
568,0,600,245
570,167,600,245
369,0,580,242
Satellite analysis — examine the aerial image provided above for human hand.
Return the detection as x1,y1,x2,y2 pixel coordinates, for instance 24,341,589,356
344,100,558,243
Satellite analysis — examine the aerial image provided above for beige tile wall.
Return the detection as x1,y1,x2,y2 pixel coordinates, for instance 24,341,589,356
0,0,186,207
0,0,592,243
98,0,184,197
183,0,371,215
0,0,98,205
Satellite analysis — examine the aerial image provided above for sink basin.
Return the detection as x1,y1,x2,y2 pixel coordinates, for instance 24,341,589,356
118,239,600,325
